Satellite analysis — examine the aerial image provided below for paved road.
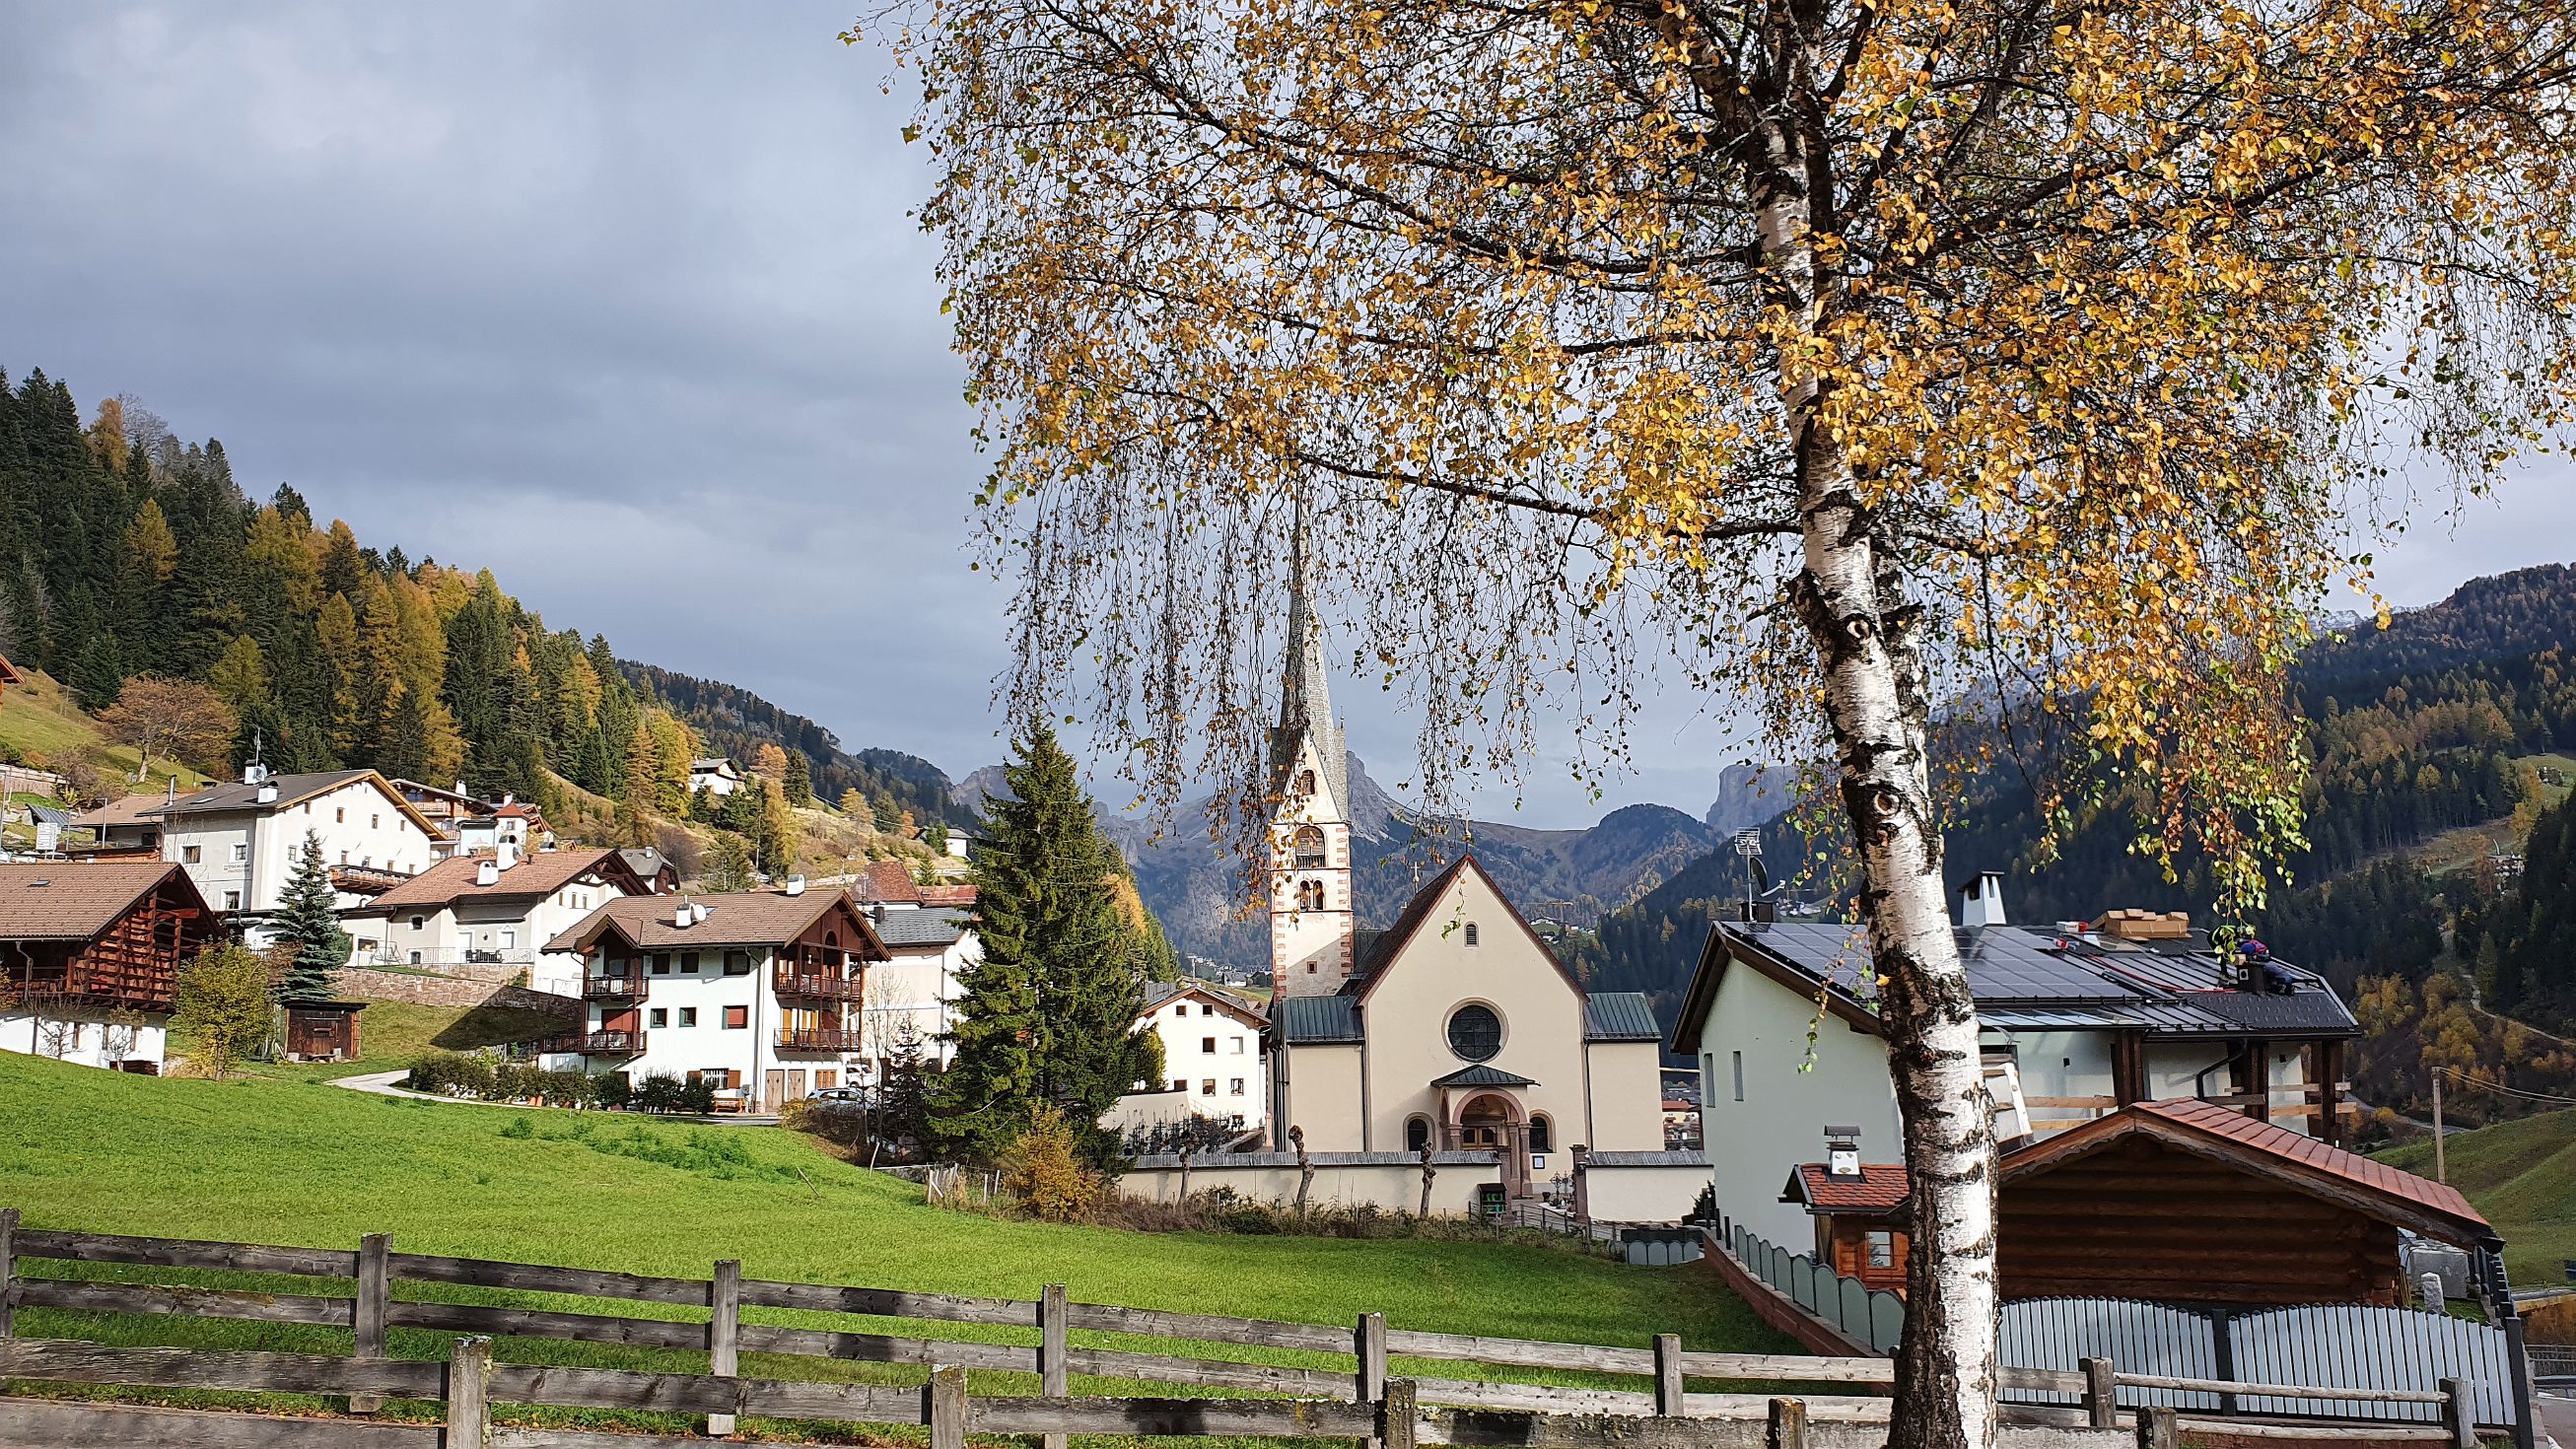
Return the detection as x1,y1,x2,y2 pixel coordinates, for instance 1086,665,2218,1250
330,1070,782,1125
2538,1389,2575,1448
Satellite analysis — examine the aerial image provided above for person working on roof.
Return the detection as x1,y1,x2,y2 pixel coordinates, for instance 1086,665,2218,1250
2242,937,2298,995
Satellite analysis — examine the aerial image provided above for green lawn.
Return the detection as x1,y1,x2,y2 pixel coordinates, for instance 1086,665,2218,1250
0,1051,1780,1438
2378,1108,2576,1282
190,996,571,1083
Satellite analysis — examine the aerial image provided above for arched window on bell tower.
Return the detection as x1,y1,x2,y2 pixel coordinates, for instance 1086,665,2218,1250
1291,824,1326,868
1295,768,1316,796
1296,878,1325,913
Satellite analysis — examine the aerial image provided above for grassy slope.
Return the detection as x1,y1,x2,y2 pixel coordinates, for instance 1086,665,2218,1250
0,667,213,794
185,996,572,1083
0,1051,1779,1367
2378,1109,2576,1281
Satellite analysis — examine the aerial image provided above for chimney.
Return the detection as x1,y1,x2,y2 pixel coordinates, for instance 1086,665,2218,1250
496,840,520,872
784,874,806,897
1824,1126,1862,1179
1960,870,2007,929
674,899,695,930
475,860,501,888
243,760,267,786
255,782,280,806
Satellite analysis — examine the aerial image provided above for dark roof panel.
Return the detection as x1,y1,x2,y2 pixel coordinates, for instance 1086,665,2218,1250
1582,992,1663,1042
1429,1063,1538,1088
1276,994,1363,1043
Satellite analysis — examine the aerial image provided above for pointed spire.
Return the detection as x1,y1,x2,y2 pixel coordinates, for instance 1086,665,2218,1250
1275,496,1348,816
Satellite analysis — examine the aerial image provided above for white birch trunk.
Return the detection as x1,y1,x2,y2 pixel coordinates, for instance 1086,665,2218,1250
1757,106,2001,1449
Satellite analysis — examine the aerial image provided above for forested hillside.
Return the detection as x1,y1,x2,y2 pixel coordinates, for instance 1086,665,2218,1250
0,364,967,855
1567,565,2576,1126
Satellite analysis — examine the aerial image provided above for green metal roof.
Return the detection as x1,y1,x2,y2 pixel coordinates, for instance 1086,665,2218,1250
1581,992,1662,1042
1276,994,1363,1043
1428,1063,1538,1089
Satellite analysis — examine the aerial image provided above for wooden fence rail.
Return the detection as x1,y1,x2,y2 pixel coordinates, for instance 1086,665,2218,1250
0,1209,2474,1446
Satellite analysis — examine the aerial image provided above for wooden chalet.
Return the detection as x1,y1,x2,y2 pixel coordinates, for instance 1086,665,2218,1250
1789,1098,2495,1309
0,862,218,1071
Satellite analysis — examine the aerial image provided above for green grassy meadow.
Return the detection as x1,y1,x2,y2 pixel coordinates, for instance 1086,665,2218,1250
188,996,571,1083
0,1050,1780,1439
2379,1109,2576,1283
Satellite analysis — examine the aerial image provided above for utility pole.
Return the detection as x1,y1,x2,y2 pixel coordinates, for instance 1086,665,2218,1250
2432,1070,2447,1184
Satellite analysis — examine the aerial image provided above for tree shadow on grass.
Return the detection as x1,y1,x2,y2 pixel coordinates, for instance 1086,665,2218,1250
431,1000,575,1052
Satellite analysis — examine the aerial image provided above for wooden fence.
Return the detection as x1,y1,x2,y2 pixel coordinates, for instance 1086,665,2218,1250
0,1210,2477,1448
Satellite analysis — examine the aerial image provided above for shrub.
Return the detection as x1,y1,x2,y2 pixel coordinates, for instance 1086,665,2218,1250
172,943,274,1078
404,1050,499,1098
632,1073,685,1114
499,1116,535,1139
1001,1105,1103,1223
678,1076,717,1115
534,1070,595,1108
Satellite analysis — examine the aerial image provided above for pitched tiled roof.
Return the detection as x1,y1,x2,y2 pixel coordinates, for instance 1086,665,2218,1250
1429,1063,1537,1089
147,770,443,839
917,883,977,908
547,888,885,956
1582,992,1662,1042
2002,1098,2491,1244
69,794,171,830
618,849,675,883
1785,1163,1911,1214
1140,978,1267,1027
0,862,197,940
352,848,637,914
1276,993,1363,1043
857,860,921,905
873,906,971,948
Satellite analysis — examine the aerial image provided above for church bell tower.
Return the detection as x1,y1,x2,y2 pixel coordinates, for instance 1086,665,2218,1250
1269,507,1355,1002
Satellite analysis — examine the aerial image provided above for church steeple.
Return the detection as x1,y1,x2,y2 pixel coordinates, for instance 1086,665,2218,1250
1268,499,1356,1002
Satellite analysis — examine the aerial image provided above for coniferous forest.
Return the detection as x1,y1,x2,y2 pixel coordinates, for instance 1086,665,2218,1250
0,366,969,833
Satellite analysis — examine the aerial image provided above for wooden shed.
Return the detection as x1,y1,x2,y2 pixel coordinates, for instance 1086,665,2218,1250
1780,1162,1912,1293
1995,1098,2494,1306
283,1000,368,1063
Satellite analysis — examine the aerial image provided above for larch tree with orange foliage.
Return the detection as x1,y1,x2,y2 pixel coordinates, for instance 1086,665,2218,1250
861,0,2576,1439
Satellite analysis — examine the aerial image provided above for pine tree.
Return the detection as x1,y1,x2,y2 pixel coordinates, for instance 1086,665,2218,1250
932,722,1156,1166
705,833,754,891
273,832,349,1003
783,748,813,806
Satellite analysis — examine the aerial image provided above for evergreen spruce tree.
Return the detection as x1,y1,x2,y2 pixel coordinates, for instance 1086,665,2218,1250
932,722,1158,1166
783,748,813,806
273,832,349,1003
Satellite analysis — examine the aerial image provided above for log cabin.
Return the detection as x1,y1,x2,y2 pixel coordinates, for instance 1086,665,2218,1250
0,862,218,1072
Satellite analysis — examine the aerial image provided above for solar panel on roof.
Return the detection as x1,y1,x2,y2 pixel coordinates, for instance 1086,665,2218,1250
1956,930,2142,1001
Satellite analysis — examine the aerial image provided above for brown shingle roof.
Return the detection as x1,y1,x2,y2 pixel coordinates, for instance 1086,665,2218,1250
547,888,887,957
2002,1098,2491,1244
351,848,640,914
68,794,174,830
1786,1163,1912,1214
0,862,197,941
857,860,921,905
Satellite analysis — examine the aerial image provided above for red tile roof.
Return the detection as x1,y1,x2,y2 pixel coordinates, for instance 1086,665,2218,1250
352,848,638,913
917,883,977,907
857,860,921,905
2004,1097,2490,1242
1787,1163,1911,1214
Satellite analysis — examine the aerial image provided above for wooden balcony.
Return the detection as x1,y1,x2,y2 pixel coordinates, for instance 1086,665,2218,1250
582,975,650,1001
545,1030,644,1055
774,974,864,1001
774,1027,860,1053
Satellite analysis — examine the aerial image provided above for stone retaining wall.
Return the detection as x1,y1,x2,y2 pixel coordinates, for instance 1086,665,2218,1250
335,967,577,1016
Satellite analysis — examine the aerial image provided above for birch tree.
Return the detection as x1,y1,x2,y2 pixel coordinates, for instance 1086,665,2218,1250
864,1,2576,1441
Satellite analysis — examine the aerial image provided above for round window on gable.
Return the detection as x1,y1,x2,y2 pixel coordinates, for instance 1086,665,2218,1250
1446,1003,1502,1063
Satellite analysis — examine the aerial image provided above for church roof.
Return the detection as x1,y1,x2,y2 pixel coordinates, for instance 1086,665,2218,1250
1429,1063,1538,1089
1275,993,1364,1044
1581,993,1663,1042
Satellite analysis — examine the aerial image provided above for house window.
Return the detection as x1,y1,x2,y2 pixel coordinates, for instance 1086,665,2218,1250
408,951,422,965
1732,1051,1745,1103
1291,825,1326,868
182,846,201,863
723,950,752,975
1201,1003,1215,1016
650,1008,669,1028
652,954,672,975
1463,923,1480,947
371,814,380,828
680,951,701,973
500,930,516,950
1229,1038,1244,1054
224,890,242,910
231,843,247,863
1445,1003,1502,1062
1174,1004,1188,1018
1528,1115,1553,1152
1404,1116,1430,1153
1201,1078,1217,1095
335,808,345,823
411,916,425,932
1202,1037,1217,1054
1171,1078,1187,1091
679,1008,698,1028
725,1005,748,1029
1229,1078,1245,1096
1866,1231,1895,1270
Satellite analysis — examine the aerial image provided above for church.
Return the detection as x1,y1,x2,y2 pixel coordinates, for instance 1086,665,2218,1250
1245,554,1699,1218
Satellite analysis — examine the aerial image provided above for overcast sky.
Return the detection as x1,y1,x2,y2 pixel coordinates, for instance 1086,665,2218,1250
6,3,2571,829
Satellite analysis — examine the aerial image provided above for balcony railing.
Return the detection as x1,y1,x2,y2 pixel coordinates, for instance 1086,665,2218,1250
774,974,864,1001
582,975,650,1000
543,1030,645,1055
774,1027,860,1053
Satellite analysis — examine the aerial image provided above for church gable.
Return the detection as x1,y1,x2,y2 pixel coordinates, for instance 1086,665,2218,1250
1358,856,1586,1007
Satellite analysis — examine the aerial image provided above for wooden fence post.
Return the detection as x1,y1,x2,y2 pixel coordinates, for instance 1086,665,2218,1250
2134,1406,2178,1449
1767,1396,1808,1449
1380,1376,1419,1449
1358,1311,1387,1449
352,1231,390,1414
1041,1283,1069,1449
2441,1376,2474,1449
2081,1356,2117,1429
447,1335,493,1449
0,1208,17,1340
928,1363,969,1449
708,1259,740,1438
1653,1334,1684,1417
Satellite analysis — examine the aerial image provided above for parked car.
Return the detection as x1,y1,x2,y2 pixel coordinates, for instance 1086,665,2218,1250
808,1086,870,1105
